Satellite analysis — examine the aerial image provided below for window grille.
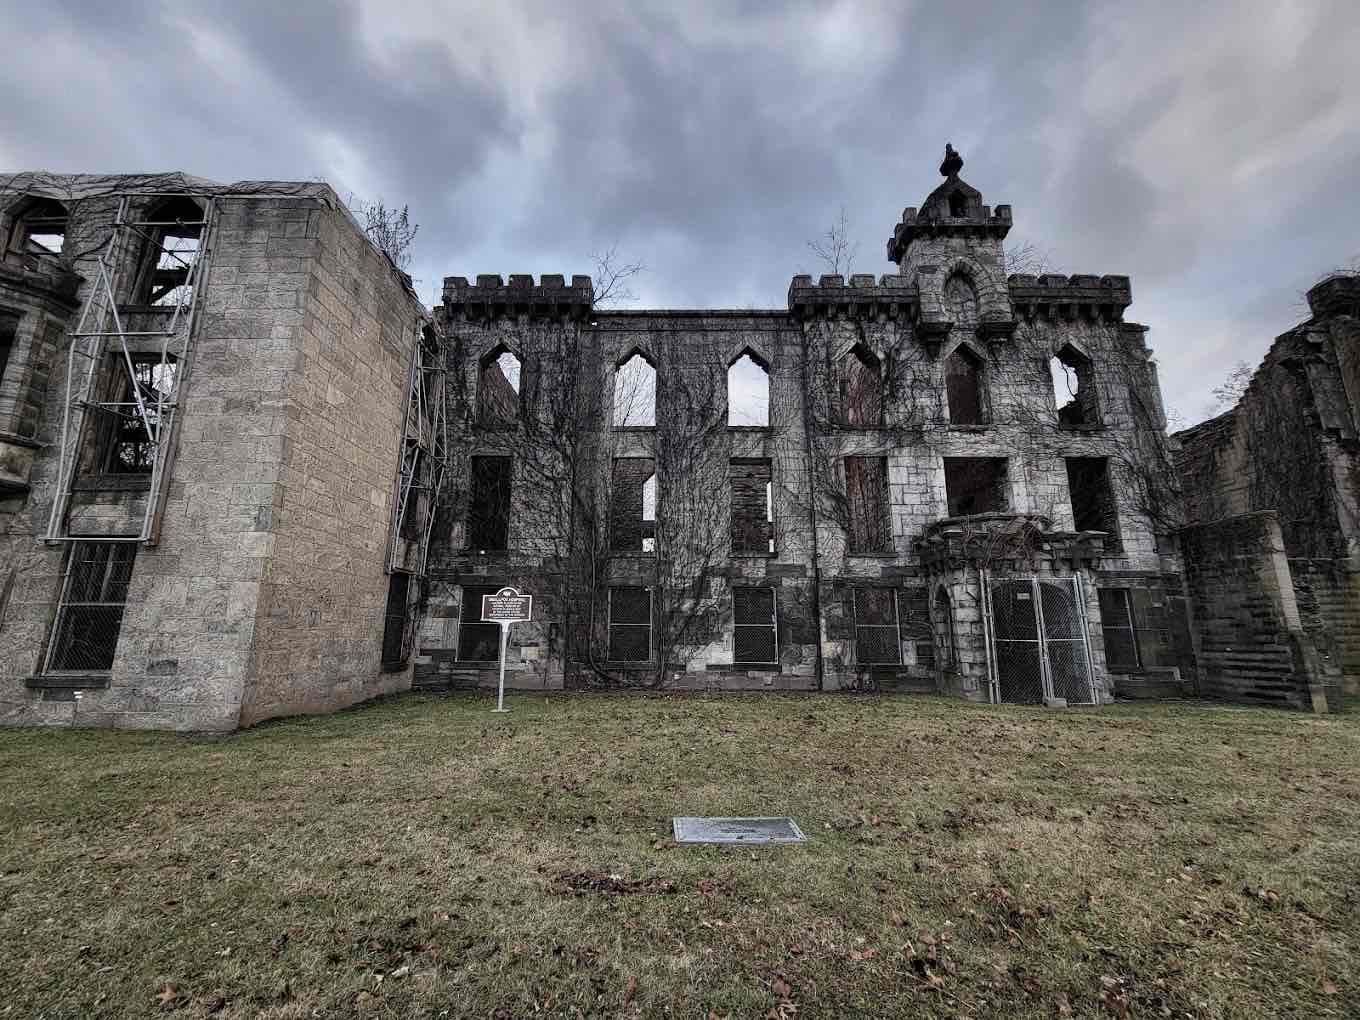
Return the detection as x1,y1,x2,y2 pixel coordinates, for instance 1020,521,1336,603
733,587,777,665
457,585,502,661
1098,588,1140,671
608,586,652,662
899,586,935,669
380,573,411,667
853,587,901,665
47,543,136,672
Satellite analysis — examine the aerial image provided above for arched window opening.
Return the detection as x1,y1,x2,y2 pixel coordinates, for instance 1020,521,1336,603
1051,345,1098,426
478,346,520,425
137,197,205,307
945,345,985,425
943,271,979,333
948,191,968,218
614,352,656,426
728,351,769,426
9,198,67,257
841,344,882,426
641,473,656,553
933,587,956,670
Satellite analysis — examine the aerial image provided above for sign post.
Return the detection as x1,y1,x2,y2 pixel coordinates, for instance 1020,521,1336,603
481,586,533,713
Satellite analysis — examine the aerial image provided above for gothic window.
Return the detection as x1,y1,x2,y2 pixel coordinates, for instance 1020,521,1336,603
943,457,1008,516
8,198,67,258
608,586,653,662
731,458,773,553
614,351,656,426
467,455,511,550
610,457,656,552
1051,344,1099,426
1066,457,1120,550
945,345,985,425
853,588,901,665
104,355,178,474
845,455,891,553
478,346,520,425
733,587,777,665
728,350,769,426
943,272,979,333
47,543,136,672
841,343,882,426
135,197,205,307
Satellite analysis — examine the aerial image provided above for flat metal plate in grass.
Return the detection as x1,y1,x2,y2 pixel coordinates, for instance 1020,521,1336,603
672,816,807,844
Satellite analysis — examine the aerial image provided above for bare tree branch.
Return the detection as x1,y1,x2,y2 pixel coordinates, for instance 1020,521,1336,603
591,244,645,307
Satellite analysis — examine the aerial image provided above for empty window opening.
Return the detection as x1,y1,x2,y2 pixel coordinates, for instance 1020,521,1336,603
457,584,502,661
933,587,956,669
380,572,411,667
943,457,1008,517
9,198,67,258
1098,588,1140,672
948,191,968,218
845,455,892,553
137,197,205,307
611,457,656,552
614,352,656,426
731,459,774,553
478,347,520,425
728,351,769,426
854,588,901,665
945,345,985,425
104,355,178,474
841,344,883,426
0,311,17,387
467,455,511,550
47,543,136,672
1051,345,1098,426
900,586,935,670
608,586,653,662
733,587,777,665
1066,457,1120,549
943,272,979,333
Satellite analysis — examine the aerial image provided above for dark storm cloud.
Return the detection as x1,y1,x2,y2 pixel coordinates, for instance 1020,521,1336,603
1,0,1357,424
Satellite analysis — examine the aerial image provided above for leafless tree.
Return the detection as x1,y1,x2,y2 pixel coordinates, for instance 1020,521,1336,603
1206,360,1253,417
1003,240,1056,276
807,206,858,278
352,198,419,271
590,244,645,307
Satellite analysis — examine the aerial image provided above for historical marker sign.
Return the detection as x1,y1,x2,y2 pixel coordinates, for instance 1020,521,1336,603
481,586,531,713
672,816,808,845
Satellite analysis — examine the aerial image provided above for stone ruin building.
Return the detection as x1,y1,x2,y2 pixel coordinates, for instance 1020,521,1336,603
0,150,1353,730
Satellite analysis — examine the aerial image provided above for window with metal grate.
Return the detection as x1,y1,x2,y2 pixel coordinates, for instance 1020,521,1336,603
733,587,777,665
47,543,136,672
899,586,934,669
608,586,652,662
853,587,901,665
1098,587,1140,671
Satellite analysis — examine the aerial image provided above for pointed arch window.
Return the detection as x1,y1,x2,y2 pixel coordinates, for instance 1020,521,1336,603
135,196,206,307
943,271,979,334
478,346,521,425
841,343,882,426
727,350,769,426
614,351,656,426
945,345,986,425
8,197,67,258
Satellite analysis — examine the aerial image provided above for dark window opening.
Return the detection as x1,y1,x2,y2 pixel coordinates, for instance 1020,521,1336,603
948,191,968,218
840,344,882,426
478,346,520,425
614,352,656,426
104,354,178,474
731,458,773,554
467,455,511,550
854,588,901,665
608,586,652,662
0,311,17,388
611,457,656,552
9,198,67,258
945,345,985,425
899,586,935,670
845,455,891,553
943,457,1008,517
136,197,205,307
1066,457,1120,549
728,350,769,426
380,572,411,667
733,587,777,665
1051,345,1098,426
1098,588,1140,672
457,584,502,661
47,543,136,672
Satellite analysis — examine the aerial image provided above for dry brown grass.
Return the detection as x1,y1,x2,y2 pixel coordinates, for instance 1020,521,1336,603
1,692,1358,1018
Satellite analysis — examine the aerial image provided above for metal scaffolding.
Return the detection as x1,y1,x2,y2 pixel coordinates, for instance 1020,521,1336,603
43,193,216,545
387,322,449,579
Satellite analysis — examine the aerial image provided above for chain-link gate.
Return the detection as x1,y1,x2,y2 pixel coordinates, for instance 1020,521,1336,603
987,576,1096,705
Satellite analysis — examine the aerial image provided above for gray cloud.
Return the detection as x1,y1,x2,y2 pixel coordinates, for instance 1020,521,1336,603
2,0,1357,425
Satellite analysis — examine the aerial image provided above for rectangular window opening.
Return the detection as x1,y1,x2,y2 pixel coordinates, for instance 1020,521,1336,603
733,587,777,665
608,586,653,662
0,311,17,389
854,587,901,665
730,458,773,554
102,354,178,474
610,457,656,552
457,584,502,662
47,542,136,673
380,572,411,667
1098,587,1140,672
467,455,511,550
943,457,1008,517
1066,457,1120,550
845,455,891,553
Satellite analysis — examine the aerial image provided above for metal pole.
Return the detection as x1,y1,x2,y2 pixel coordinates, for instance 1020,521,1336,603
493,623,510,712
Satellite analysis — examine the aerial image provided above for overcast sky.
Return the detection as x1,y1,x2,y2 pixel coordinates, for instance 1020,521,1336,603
3,0,1357,426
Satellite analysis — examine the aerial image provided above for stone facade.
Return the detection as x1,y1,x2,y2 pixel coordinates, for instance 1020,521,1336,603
0,173,434,731
1175,273,1360,710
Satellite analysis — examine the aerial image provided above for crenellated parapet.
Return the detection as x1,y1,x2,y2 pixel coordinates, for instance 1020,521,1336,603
1007,274,1132,322
886,203,1013,263
441,273,594,321
787,273,917,320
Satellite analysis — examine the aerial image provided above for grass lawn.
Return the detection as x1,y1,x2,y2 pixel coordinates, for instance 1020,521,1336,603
1,693,1358,1019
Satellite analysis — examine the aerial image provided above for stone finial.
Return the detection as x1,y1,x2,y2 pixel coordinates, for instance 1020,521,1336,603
940,143,963,177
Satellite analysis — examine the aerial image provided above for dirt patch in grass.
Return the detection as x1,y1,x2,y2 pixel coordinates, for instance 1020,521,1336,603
0,693,1358,1017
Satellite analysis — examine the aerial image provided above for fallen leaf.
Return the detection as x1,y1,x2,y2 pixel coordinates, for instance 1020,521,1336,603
1055,991,1073,1017
771,976,792,999
849,948,878,962
1321,978,1339,995
623,975,638,1005
154,984,185,1011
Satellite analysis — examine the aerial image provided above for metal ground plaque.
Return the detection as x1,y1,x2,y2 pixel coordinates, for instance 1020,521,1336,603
672,816,807,844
